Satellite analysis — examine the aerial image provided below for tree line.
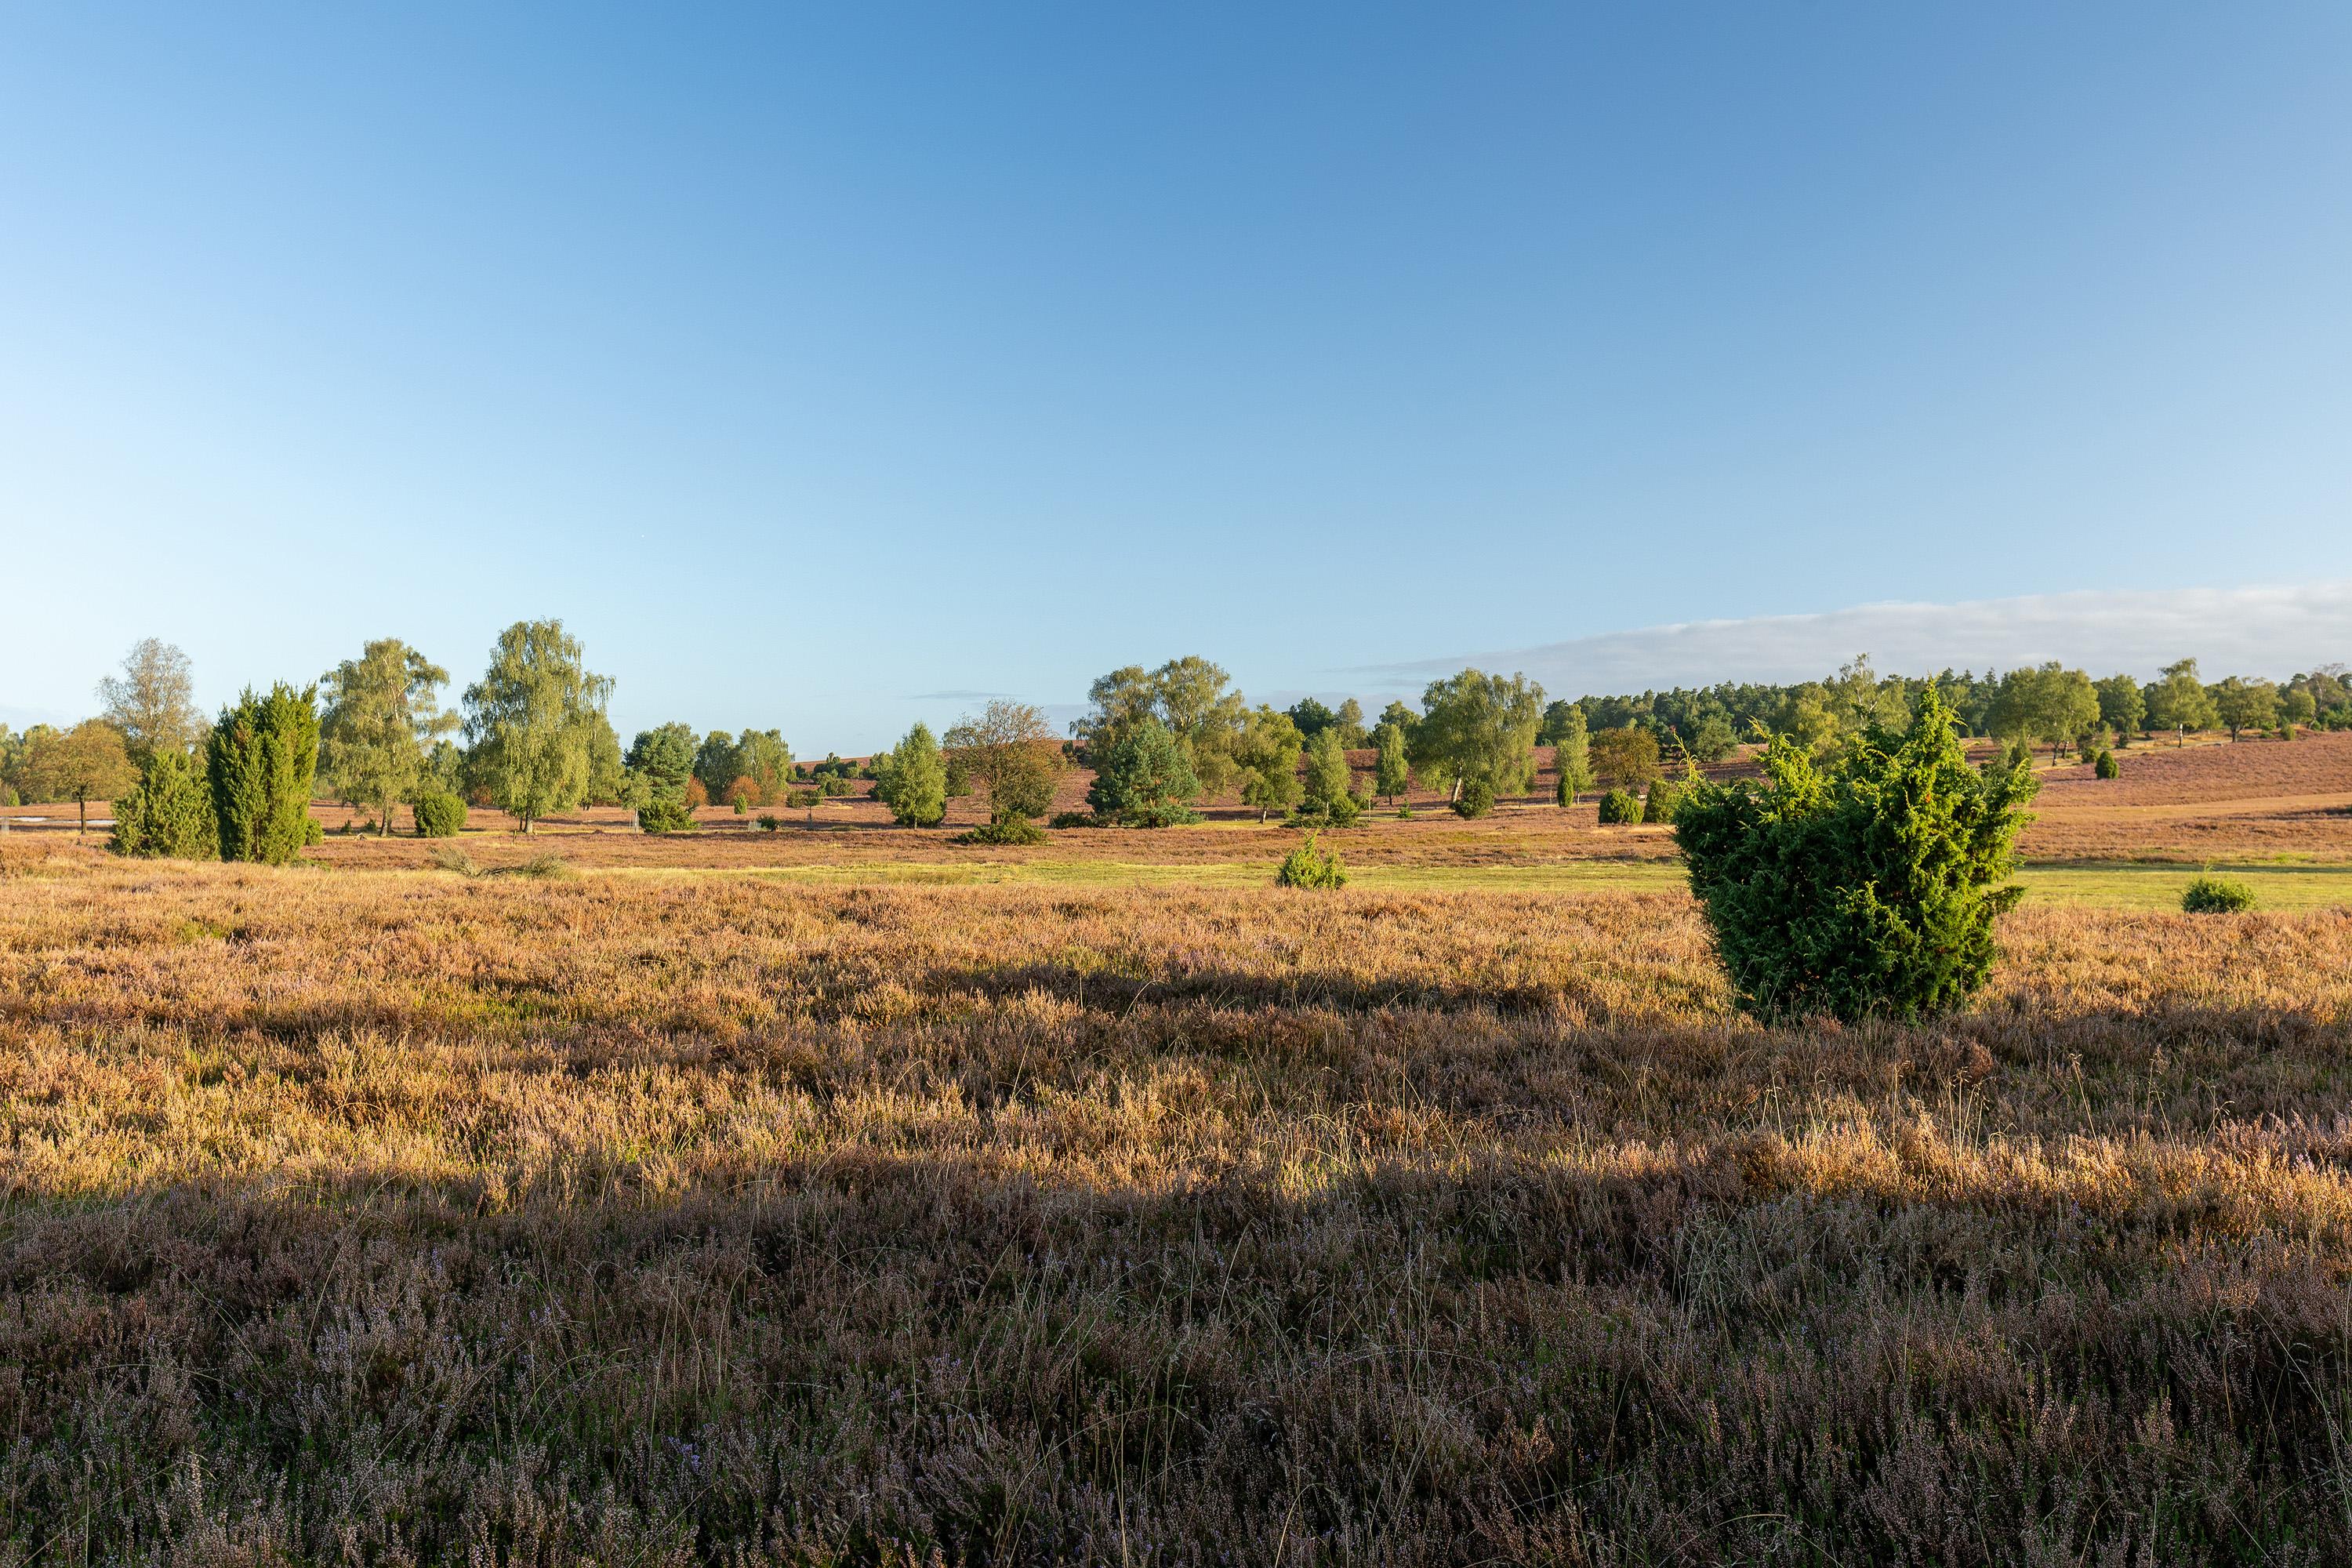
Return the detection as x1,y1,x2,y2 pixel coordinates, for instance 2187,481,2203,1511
3,636,2338,855
1558,655,2343,764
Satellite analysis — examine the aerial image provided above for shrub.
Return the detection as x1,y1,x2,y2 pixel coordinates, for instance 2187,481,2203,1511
1275,832,1348,888
1642,781,1681,823
2182,875,2256,913
208,684,321,864
2094,750,2120,780
426,842,480,876
755,814,780,832
1397,804,1414,820
1451,779,1494,819
956,818,1046,846
1596,788,1641,824
1087,718,1202,827
684,777,710,810
1674,688,2038,1022
787,787,822,810
1049,811,1102,829
412,790,467,837
637,798,695,834
111,750,216,859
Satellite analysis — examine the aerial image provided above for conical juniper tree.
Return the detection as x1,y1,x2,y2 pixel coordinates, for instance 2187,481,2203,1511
1673,687,2038,1022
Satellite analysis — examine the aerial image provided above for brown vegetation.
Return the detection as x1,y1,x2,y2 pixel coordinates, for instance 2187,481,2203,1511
6,841,2352,1560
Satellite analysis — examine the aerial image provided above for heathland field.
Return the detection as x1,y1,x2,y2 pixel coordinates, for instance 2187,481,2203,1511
8,733,2352,1562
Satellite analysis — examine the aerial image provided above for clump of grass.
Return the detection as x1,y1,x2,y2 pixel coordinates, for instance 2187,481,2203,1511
425,842,480,877
1275,830,1347,887
2183,873,2256,913
501,851,573,880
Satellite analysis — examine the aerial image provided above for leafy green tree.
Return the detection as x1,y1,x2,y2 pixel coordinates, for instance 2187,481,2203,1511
111,750,216,858
1285,697,1336,742
1331,699,1367,748
583,716,628,806
1234,706,1305,822
2209,676,2281,741
2095,674,2145,742
1681,713,1735,764
1374,721,1413,803
1087,717,1202,826
873,722,948,826
1301,728,1359,825
1075,657,1247,797
1537,699,1580,745
1408,669,1544,817
318,639,457,836
97,638,201,764
460,620,612,834
1773,688,1841,755
1589,726,1660,793
692,731,740,801
17,720,138,837
1987,663,2100,760
1826,655,1910,734
732,730,794,804
2146,659,2218,745
1377,699,1420,750
2282,687,2318,729
626,724,698,796
1675,688,2038,1022
946,700,1062,826
208,685,320,862
1552,706,1592,805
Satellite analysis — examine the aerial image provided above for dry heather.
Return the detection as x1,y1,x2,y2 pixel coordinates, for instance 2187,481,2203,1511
7,842,2352,1563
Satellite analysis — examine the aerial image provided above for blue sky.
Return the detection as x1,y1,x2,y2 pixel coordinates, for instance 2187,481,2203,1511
5,4,2350,749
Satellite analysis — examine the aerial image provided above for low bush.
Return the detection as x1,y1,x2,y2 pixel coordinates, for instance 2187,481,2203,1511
1275,831,1347,888
1597,788,1641,824
1675,688,2038,1022
956,818,1047,846
2182,875,2256,913
412,790,467,837
1049,811,1102,829
1450,779,1494,819
637,798,695,834
111,750,216,860
2094,750,2120,780
1642,781,1681,823
755,814,780,832
426,843,480,877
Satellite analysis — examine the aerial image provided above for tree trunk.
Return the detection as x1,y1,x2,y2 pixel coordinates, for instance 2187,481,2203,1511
78,795,87,838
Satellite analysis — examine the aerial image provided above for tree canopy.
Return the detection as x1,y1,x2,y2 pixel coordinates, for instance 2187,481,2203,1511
318,638,456,834
873,723,948,826
461,620,612,833
1408,669,1544,817
97,638,201,764
947,700,1062,826
1233,706,1305,822
1086,717,1202,826
1075,657,1247,797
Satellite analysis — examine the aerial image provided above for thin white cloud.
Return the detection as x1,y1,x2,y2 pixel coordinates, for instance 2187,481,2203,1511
1361,581,2352,695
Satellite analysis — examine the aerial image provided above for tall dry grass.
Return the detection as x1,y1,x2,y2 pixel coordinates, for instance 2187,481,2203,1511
6,840,2352,1563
